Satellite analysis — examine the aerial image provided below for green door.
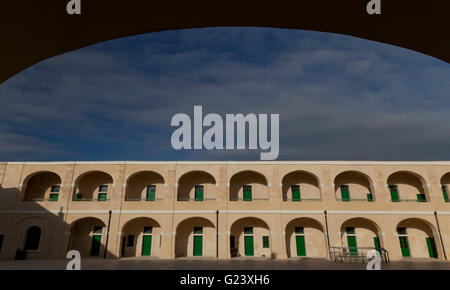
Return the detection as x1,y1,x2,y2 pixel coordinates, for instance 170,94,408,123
399,236,411,257
390,185,400,202
142,235,152,256
195,186,204,201
291,185,301,201
244,236,254,256
426,237,438,258
374,236,381,254
347,236,358,255
193,236,203,256
340,185,350,201
243,186,252,201
90,235,101,256
442,186,450,202
296,235,306,256
146,185,156,201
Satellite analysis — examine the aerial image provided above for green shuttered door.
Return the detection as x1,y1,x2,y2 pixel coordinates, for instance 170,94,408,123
244,236,254,256
426,237,438,258
390,185,399,202
296,236,306,256
90,235,101,256
193,235,203,256
399,236,411,257
142,235,152,256
347,236,357,255
291,185,301,201
340,185,350,201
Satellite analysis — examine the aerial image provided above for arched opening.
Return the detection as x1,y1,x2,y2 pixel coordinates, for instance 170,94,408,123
73,171,113,201
285,218,326,258
334,171,373,202
387,171,427,202
175,217,216,258
22,172,62,201
281,171,321,202
24,226,41,251
440,173,450,202
229,171,268,201
68,217,107,257
125,171,165,201
396,218,440,259
177,171,216,201
120,217,161,257
340,218,382,255
230,217,271,258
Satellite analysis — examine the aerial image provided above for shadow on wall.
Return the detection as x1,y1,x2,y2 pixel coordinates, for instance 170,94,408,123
0,184,115,261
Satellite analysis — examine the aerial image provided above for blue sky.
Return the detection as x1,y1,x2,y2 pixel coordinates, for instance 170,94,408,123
0,27,449,161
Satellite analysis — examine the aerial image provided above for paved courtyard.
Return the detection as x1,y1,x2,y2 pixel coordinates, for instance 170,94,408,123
0,258,449,270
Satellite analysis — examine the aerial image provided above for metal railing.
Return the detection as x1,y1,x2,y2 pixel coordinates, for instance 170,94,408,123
329,246,390,264
390,198,427,202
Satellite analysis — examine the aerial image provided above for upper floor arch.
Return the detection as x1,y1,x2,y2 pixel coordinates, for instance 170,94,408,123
177,171,217,201
125,170,165,201
22,171,62,201
229,170,269,201
386,171,428,202
281,170,321,201
73,171,114,201
333,171,374,202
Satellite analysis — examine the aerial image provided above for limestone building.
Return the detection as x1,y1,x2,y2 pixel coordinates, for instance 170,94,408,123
1,161,450,261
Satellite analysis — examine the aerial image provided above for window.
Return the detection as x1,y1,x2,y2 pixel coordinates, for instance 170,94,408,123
143,227,153,234
75,193,83,200
367,193,373,202
243,185,252,201
230,236,235,249
98,185,108,201
389,185,400,202
51,186,60,193
244,227,253,234
127,235,134,247
146,185,156,201
50,185,60,201
93,226,103,234
346,227,355,235
442,186,450,202
195,185,204,201
291,185,301,201
99,185,108,193
397,227,407,235
194,227,203,234
262,236,270,248
24,226,41,251
295,227,304,234
340,185,350,201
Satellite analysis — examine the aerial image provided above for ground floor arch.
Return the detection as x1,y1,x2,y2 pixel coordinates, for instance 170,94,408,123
285,217,327,258
340,217,382,255
396,218,440,259
68,217,107,258
230,217,271,258
175,217,216,258
120,217,161,258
